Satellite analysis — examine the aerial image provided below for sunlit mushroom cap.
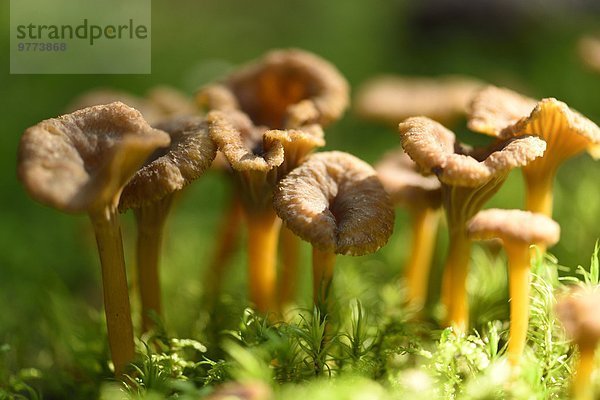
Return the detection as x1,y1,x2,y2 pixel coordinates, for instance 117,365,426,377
66,89,164,125
263,124,325,176
355,75,483,125
399,117,547,187
467,209,560,247
119,115,217,211
375,148,441,208
468,86,600,159
67,86,198,125
578,35,600,73
273,151,394,256
556,290,600,349
207,110,284,172
467,86,537,138
146,85,198,118
18,102,170,213
197,49,349,129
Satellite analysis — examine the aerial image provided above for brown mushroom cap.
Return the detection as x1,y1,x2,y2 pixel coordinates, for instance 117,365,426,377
18,102,170,213
556,290,600,349
263,124,325,177
374,148,441,209
207,110,284,172
468,86,600,159
66,89,164,125
578,35,600,73
355,75,483,125
467,86,537,138
67,86,198,126
197,49,349,129
399,117,547,187
467,209,560,247
119,115,217,211
273,151,394,255
146,85,198,118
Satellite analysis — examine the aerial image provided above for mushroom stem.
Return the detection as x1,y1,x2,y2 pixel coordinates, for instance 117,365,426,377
246,209,282,313
505,242,531,368
204,197,243,307
279,226,301,307
442,230,472,332
89,206,135,377
573,346,596,400
405,207,439,307
524,172,554,217
312,247,337,314
134,195,173,333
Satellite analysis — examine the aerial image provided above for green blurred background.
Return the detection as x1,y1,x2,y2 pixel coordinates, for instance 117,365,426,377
1,0,600,396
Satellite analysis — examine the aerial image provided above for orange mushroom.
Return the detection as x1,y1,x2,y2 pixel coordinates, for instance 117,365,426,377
468,86,600,218
467,209,560,367
207,110,324,313
119,115,216,332
400,117,546,331
273,151,394,313
18,103,170,376
375,148,442,307
556,290,600,400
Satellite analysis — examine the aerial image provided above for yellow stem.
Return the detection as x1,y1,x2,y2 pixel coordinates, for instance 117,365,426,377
442,230,472,332
246,209,282,313
506,242,531,368
134,196,172,333
204,197,243,306
279,226,301,307
312,247,337,313
573,347,596,400
89,207,135,377
524,172,554,218
405,208,440,307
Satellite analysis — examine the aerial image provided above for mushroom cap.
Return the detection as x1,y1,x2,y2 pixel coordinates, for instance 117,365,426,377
273,151,394,255
198,49,349,129
578,35,600,73
467,86,537,138
146,85,198,118
356,75,483,125
207,110,283,172
468,86,600,159
556,290,600,349
263,124,325,177
467,208,560,247
67,86,198,125
119,115,217,211
18,102,170,213
374,148,441,209
66,89,165,125
399,117,547,187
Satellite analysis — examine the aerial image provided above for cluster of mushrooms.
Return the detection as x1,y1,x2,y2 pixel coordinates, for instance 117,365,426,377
16,49,600,394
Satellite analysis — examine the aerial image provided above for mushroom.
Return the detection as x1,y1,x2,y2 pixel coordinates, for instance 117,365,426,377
273,151,394,312
17,102,170,376
197,49,349,129
467,209,560,367
119,115,217,332
578,35,600,74
198,50,348,310
207,110,325,312
399,117,546,331
468,85,600,217
355,75,483,127
556,290,600,400
67,85,198,125
375,148,442,307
